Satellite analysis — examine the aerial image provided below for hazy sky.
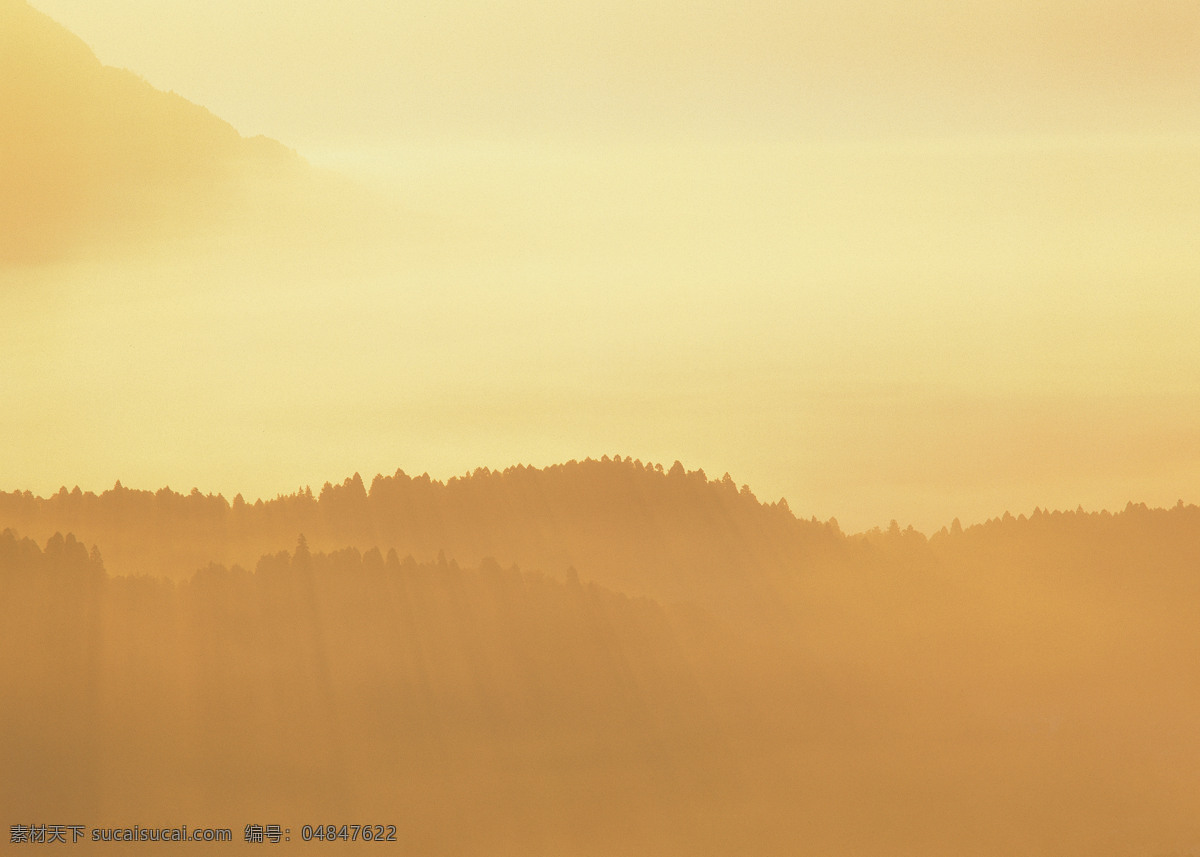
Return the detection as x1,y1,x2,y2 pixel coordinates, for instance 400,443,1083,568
6,0,1200,531
24,0,1200,146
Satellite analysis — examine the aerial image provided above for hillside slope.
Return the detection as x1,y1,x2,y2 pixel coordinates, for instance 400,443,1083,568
0,0,299,264
3,514,1200,856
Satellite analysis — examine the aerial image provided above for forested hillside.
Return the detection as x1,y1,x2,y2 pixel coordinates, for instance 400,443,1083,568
3,469,1200,855
0,459,845,626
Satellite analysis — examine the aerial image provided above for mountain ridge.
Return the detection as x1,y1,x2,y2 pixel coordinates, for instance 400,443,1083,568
4,474,1200,856
1,0,302,263
2,456,1197,633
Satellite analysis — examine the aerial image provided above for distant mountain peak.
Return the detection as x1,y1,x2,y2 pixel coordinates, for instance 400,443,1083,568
0,0,298,264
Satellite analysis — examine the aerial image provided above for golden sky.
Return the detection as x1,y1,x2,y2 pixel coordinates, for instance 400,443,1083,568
4,0,1200,531
23,0,1200,145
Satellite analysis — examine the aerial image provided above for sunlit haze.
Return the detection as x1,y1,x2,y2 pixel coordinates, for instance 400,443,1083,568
5,0,1199,532
6,4,1200,854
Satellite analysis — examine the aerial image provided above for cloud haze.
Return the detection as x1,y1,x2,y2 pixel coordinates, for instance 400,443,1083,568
5,0,1199,531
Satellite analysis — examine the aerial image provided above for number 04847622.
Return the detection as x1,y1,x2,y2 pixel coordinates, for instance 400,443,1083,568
300,825,397,842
